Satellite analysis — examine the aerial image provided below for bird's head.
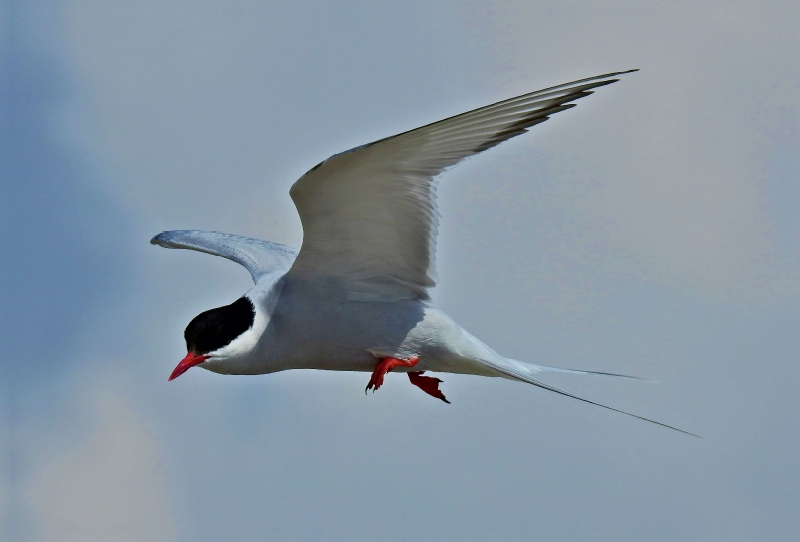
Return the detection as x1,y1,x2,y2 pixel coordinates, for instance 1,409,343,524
169,296,260,380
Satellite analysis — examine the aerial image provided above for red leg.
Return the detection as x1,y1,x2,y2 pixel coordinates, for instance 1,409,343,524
365,357,419,393
408,371,450,404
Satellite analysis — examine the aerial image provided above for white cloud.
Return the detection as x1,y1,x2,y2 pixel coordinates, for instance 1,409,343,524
26,391,176,542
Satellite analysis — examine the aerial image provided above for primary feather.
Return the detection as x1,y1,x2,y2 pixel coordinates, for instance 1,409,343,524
288,70,638,301
150,230,297,283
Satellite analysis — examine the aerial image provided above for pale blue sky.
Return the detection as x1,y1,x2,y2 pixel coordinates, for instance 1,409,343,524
3,1,800,541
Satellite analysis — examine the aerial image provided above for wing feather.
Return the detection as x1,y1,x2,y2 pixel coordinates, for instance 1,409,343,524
151,230,298,284
285,70,637,300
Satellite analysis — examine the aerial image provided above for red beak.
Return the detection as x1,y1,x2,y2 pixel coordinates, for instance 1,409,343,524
168,352,210,381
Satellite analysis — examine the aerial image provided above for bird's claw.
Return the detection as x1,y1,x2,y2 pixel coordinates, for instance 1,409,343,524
365,356,419,395
407,371,450,403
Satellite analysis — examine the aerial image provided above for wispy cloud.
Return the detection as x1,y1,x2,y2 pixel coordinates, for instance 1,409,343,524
26,390,176,542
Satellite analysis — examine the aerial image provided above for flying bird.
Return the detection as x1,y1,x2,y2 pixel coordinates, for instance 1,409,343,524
153,69,695,435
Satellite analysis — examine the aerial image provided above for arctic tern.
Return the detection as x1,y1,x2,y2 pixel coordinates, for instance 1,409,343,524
152,69,696,436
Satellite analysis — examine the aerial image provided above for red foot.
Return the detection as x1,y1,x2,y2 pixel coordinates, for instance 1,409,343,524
365,357,419,393
408,371,450,403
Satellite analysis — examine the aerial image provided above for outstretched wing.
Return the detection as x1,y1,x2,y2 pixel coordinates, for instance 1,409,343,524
288,70,637,301
151,230,298,284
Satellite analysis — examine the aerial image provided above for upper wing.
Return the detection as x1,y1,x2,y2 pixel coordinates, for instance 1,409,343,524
151,230,298,284
288,70,636,301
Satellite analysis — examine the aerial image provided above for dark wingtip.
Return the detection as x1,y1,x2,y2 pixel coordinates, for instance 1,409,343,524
150,232,172,246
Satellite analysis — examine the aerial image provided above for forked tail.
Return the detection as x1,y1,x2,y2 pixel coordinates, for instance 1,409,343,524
479,357,699,437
